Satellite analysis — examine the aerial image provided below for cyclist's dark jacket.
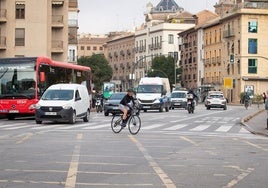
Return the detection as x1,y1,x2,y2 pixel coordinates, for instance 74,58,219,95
120,94,135,106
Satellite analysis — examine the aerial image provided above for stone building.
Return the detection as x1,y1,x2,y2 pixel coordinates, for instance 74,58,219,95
0,0,70,62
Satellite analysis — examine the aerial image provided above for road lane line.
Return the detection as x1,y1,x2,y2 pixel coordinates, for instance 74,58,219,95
190,124,210,131
163,124,189,130
180,136,199,146
215,125,233,132
129,135,176,188
16,133,33,144
65,133,82,188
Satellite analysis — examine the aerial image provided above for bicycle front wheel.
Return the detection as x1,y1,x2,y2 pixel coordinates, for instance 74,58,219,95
111,116,123,133
128,115,141,135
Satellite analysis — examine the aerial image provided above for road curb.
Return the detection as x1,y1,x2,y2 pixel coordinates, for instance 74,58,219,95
240,109,268,137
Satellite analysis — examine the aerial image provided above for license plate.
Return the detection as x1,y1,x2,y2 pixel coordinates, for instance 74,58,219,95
45,112,57,115
143,106,150,109
174,103,181,105
9,110,19,113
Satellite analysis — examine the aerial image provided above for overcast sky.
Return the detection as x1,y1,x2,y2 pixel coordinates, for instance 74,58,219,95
78,0,218,34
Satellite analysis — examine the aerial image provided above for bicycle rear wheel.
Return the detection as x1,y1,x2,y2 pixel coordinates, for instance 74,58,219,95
128,115,141,135
111,116,123,133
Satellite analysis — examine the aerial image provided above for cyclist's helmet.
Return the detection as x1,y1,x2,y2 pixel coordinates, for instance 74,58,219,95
127,88,134,92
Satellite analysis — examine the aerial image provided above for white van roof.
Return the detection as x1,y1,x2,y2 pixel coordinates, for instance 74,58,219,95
47,83,86,90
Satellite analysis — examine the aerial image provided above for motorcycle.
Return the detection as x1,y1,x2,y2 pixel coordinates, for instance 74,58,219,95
95,97,103,113
187,94,195,114
244,99,249,110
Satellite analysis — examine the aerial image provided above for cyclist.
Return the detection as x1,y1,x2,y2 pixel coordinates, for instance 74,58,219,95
119,88,135,126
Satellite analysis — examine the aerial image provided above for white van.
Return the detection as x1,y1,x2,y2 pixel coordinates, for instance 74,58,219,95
35,84,90,124
136,77,171,112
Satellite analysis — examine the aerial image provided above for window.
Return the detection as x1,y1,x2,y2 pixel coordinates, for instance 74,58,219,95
248,59,257,74
16,2,25,19
93,46,97,50
248,20,257,33
168,34,174,44
87,46,90,50
81,46,84,50
248,39,257,54
99,47,103,50
15,28,25,46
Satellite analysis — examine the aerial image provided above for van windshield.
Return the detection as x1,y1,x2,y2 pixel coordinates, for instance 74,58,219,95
137,85,163,93
42,90,74,100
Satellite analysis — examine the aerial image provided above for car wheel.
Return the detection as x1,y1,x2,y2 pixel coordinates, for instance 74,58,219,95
69,111,76,124
36,120,42,124
83,109,90,122
223,106,227,110
159,106,163,112
207,106,210,110
144,110,147,112
104,112,109,116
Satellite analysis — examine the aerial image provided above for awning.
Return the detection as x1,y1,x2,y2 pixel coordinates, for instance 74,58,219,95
52,0,64,5
16,1,25,5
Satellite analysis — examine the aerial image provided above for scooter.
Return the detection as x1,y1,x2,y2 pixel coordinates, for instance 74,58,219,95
187,94,195,114
95,97,103,113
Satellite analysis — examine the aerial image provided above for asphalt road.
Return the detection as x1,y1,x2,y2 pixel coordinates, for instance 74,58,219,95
0,105,267,188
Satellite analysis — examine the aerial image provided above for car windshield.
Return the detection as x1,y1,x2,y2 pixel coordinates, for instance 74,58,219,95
171,92,186,98
109,93,125,100
210,94,223,98
42,90,74,100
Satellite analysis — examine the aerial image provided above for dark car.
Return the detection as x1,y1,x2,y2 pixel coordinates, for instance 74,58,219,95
104,92,125,116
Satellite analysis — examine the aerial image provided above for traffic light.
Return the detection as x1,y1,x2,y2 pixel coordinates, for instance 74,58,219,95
230,54,234,63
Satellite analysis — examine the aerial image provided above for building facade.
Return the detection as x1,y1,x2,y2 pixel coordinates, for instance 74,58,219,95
68,0,79,63
106,33,135,91
133,1,195,87
220,0,268,102
77,34,108,58
0,0,69,62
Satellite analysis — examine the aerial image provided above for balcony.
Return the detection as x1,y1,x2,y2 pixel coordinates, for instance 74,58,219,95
0,36,6,50
68,19,78,27
205,58,211,65
69,0,78,8
52,15,64,28
216,56,221,64
0,9,7,23
223,29,235,38
51,40,63,53
212,57,216,65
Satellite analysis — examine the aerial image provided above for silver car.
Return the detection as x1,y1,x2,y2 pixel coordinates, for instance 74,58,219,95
205,91,227,110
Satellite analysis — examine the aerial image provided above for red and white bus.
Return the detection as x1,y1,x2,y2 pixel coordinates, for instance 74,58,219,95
0,56,92,120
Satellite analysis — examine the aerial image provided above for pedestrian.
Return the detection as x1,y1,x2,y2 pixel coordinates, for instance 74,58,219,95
263,92,267,104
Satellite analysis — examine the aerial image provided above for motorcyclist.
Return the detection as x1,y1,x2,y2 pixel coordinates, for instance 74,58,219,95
187,89,198,108
243,92,250,106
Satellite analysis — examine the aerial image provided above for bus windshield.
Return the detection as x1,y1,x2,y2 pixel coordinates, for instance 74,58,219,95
0,62,36,99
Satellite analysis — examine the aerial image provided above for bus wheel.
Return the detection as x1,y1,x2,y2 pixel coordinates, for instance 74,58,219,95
69,111,76,124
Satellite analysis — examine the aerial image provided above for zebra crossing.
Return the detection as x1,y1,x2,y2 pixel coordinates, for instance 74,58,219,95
0,115,250,135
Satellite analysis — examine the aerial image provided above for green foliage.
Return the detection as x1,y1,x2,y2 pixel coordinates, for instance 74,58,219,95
147,55,176,89
78,54,112,91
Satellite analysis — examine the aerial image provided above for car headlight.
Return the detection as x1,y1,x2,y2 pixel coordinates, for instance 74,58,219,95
34,104,41,109
63,105,72,110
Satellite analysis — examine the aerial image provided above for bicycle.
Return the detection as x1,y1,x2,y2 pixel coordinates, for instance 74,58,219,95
111,105,141,135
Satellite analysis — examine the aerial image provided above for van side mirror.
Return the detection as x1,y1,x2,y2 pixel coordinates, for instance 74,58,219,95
75,97,81,101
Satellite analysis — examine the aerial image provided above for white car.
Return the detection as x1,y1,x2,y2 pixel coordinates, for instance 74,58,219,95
170,90,188,109
205,91,227,110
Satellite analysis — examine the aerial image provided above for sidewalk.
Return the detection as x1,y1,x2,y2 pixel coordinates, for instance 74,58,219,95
241,107,268,137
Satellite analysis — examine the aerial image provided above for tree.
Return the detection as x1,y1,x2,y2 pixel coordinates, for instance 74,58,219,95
78,54,113,92
147,55,176,89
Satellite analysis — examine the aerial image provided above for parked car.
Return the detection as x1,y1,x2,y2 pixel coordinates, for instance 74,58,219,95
170,90,188,109
104,92,125,116
35,84,90,124
205,91,227,110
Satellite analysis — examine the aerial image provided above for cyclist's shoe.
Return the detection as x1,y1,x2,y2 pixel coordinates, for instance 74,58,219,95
121,120,127,127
